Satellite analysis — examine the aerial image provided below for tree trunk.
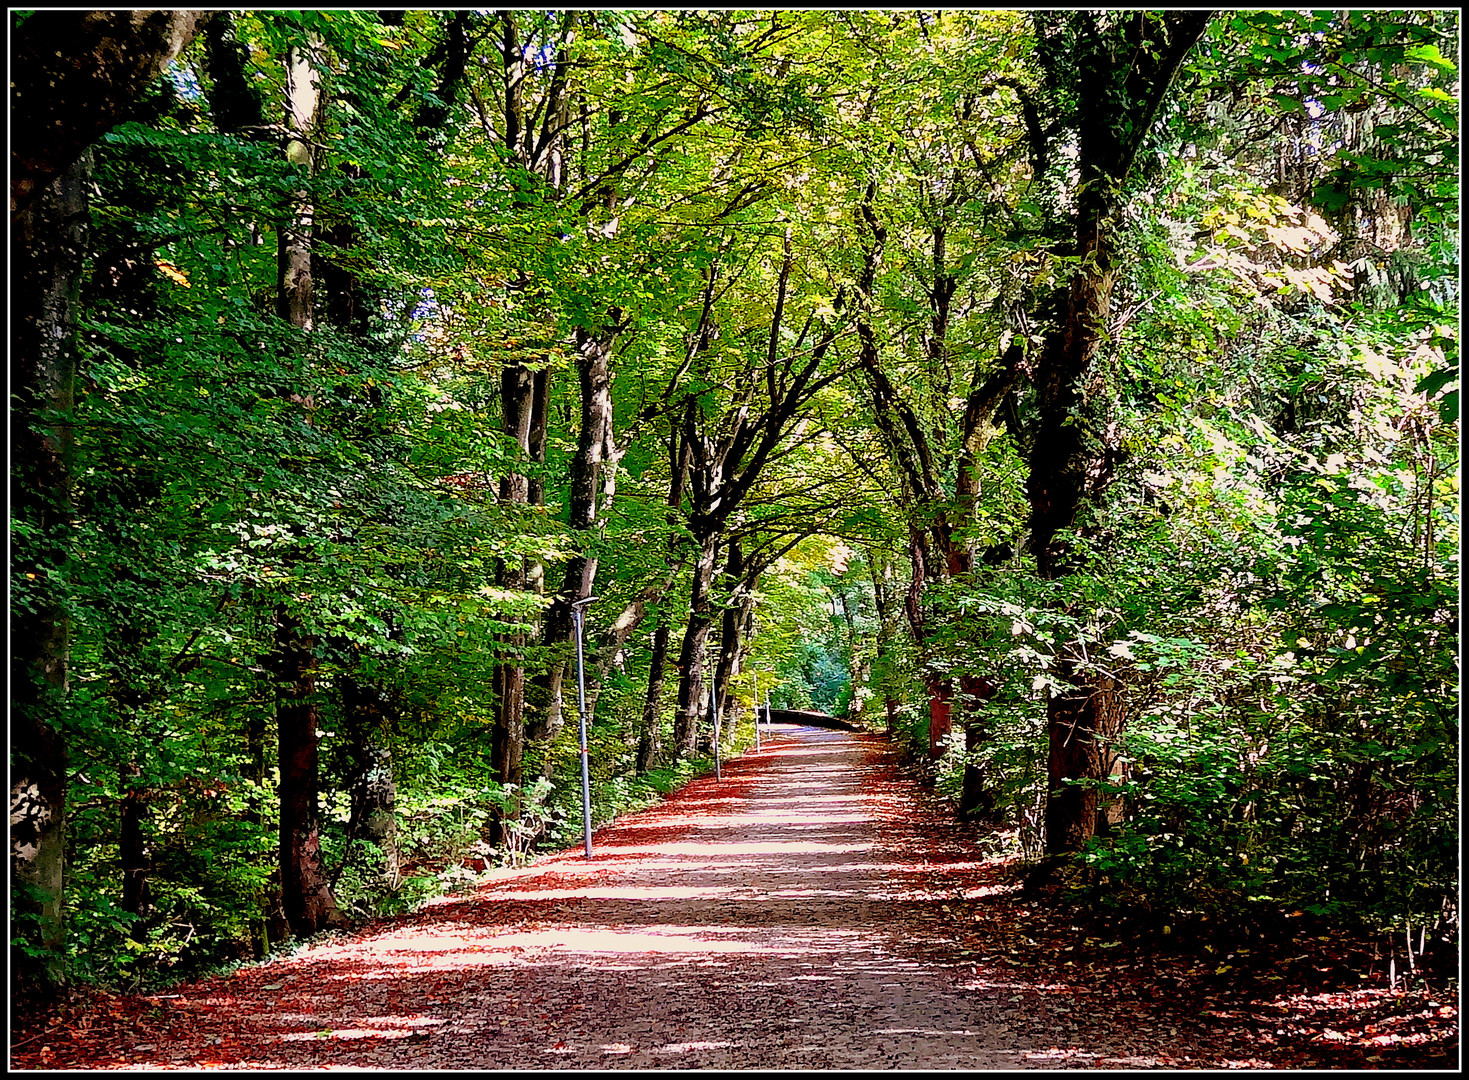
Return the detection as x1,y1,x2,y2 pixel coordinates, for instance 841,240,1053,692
273,606,347,935
1027,10,1212,858
957,676,999,821
901,531,953,759
643,433,692,767
275,41,318,331
1044,668,1125,855
491,656,527,791
10,10,216,215
489,357,538,838
271,38,345,936
716,542,757,735
10,150,90,994
673,536,720,758
528,324,618,766
637,612,673,774
10,11,215,996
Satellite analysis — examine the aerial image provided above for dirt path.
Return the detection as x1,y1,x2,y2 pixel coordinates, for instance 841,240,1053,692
17,728,1057,1070
15,726,1452,1070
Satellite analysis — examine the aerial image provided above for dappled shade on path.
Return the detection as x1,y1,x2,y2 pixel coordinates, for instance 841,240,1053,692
14,729,1047,1069
13,727,1452,1070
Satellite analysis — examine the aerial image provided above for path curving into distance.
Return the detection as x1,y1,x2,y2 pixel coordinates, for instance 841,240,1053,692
27,727,1062,1070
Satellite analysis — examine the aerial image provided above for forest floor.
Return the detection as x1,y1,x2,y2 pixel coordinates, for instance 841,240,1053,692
11,725,1459,1071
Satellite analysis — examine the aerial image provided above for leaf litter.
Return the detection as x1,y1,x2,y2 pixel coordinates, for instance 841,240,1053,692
11,726,1458,1071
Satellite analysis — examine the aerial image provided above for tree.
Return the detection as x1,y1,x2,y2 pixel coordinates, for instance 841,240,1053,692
1021,10,1213,859
265,27,351,937
11,7,215,996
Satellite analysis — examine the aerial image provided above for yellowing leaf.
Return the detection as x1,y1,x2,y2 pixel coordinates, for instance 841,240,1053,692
155,260,191,287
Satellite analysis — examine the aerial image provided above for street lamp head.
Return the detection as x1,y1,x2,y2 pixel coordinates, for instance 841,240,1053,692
571,595,599,609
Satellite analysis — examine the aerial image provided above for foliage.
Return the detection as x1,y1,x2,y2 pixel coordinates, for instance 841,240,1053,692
11,8,1457,994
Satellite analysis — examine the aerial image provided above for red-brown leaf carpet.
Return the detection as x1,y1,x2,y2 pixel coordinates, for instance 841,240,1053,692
11,725,1458,1070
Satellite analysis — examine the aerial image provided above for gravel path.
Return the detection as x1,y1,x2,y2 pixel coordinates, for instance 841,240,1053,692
30,727,1057,1070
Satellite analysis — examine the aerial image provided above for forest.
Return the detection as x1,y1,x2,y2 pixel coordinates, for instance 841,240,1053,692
11,7,1459,1014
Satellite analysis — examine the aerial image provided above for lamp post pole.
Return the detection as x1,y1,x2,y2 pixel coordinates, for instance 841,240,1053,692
571,596,597,860
708,652,721,780
752,670,760,750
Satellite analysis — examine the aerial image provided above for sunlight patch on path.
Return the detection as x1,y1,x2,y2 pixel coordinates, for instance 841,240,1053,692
473,928,767,953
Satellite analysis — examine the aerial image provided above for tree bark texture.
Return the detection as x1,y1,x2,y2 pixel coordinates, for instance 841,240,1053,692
1028,11,1213,857
637,613,674,774
489,357,542,815
273,608,348,935
639,433,692,768
10,151,90,993
1044,668,1126,855
673,537,720,758
271,38,345,935
10,9,216,216
528,324,619,761
276,43,319,331
713,538,755,735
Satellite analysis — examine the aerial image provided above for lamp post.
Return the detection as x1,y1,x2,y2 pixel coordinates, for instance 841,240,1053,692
752,670,760,750
571,595,597,860
708,652,721,780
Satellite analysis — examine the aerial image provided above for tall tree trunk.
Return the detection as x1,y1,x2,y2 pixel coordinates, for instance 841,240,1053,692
673,535,720,758
637,612,674,774
10,151,89,994
271,38,345,936
1027,10,1212,859
273,607,347,934
11,11,215,995
856,185,1020,812
638,434,691,771
528,323,619,768
489,357,538,838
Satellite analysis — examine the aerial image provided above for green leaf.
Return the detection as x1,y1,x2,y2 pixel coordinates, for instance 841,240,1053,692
1437,389,1459,424
1404,44,1455,69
